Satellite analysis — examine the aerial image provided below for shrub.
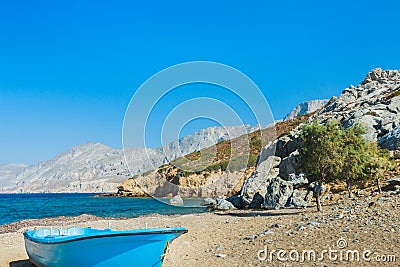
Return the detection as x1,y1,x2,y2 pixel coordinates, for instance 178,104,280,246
386,89,400,100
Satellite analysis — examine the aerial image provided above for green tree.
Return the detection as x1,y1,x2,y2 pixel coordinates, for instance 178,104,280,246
299,120,344,211
365,143,391,193
341,124,370,198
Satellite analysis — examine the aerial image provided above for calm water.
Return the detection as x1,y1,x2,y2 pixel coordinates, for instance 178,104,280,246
0,194,206,225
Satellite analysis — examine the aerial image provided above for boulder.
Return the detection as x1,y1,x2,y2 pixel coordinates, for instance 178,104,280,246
201,197,217,206
286,189,312,208
214,196,236,210
169,195,184,206
287,173,309,188
248,192,265,209
344,115,381,142
240,156,281,207
388,96,400,114
361,68,400,85
226,195,243,209
388,178,400,186
263,177,293,209
286,136,302,156
234,69,400,210
116,186,125,194
307,182,327,196
257,156,281,175
338,88,357,103
362,68,382,84
275,136,292,158
321,96,338,113
259,135,301,164
279,150,300,180
378,127,400,150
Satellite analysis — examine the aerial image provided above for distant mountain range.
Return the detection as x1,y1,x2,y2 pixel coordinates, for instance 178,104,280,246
0,125,260,193
0,87,338,194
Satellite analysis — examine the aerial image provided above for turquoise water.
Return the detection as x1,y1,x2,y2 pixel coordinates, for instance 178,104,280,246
0,194,206,225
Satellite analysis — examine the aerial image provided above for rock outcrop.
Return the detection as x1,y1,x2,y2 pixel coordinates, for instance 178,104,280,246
378,127,400,150
286,189,312,208
263,177,293,209
316,68,400,145
240,156,281,207
214,196,236,210
202,196,236,210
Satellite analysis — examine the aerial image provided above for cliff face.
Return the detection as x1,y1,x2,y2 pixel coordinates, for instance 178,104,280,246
0,125,258,193
283,100,329,121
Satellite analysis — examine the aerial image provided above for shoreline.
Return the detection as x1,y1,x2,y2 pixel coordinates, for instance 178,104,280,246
0,212,193,235
0,194,207,227
1,191,399,266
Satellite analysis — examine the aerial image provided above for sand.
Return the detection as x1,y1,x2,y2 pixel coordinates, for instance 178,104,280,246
1,192,399,267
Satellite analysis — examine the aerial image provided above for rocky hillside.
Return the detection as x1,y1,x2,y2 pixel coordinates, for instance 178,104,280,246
315,68,400,145
0,125,256,193
117,68,400,208
283,99,329,121
116,115,312,198
0,164,27,187
232,68,400,210
0,164,27,176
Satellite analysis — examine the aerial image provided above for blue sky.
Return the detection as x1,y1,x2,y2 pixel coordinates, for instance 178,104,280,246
1,0,400,165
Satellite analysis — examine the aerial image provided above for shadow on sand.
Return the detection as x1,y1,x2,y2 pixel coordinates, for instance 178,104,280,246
214,209,305,217
9,260,35,267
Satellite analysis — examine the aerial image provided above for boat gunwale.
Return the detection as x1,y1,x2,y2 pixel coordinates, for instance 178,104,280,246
24,228,188,245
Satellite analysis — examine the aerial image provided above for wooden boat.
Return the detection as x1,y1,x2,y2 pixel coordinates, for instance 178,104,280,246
24,227,187,267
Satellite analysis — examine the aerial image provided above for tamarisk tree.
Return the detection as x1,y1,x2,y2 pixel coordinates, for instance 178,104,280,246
341,124,370,198
299,120,344,211
365,143,391,193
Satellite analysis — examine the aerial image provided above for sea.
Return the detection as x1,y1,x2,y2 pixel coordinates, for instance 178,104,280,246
0,194,206,225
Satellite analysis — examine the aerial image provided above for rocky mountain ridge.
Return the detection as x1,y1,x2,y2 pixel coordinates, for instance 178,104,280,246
0,125,258,193
283,99,329,121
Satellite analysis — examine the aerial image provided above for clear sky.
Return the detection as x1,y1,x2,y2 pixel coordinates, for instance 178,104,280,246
1,0,400,165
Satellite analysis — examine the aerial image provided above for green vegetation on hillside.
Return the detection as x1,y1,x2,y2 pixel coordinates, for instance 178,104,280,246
385,88,400,100
154,115,312,186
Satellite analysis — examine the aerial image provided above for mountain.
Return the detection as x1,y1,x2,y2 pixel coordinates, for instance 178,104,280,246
0,164,27,187
116,68,400,202
283,99,329,121
0,164,27,174
236,68,400,209
0,125,259,193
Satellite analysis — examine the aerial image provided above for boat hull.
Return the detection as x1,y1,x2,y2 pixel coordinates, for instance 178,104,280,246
24,228,187,267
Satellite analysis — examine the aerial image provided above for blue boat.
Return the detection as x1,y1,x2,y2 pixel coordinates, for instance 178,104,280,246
24,227,187,267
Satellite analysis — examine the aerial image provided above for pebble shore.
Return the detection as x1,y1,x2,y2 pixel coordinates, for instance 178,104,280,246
1,190,399,267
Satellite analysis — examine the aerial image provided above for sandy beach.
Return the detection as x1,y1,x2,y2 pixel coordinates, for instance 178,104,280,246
1,192,399,267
